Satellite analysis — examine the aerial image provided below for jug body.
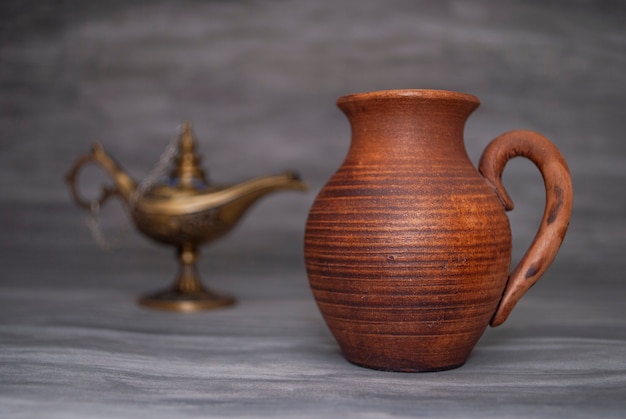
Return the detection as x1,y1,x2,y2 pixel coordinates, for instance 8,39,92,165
304,89,572,371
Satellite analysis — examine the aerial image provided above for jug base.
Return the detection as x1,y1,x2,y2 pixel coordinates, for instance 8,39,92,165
347,357,466,373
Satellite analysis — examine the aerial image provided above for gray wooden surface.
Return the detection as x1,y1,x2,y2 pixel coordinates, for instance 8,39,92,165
1,1,625,417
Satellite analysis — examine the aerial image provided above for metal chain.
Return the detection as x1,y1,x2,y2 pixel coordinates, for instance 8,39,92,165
86,125,183,250
86,200,128,251
129,131,181,209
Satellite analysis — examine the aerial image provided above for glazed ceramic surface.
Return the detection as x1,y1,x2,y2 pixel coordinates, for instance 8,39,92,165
304,89,573,372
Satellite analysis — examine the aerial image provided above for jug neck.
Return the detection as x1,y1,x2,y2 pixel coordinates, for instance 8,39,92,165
338,89,480,163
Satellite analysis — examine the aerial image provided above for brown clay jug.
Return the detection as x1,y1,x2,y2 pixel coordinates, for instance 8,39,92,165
304,89,573,372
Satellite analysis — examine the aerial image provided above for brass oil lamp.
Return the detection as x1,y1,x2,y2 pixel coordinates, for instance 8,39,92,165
66,122,307,311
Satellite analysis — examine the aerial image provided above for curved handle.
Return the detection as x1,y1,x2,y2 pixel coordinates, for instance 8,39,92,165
479,130,573,327
65,143,119,210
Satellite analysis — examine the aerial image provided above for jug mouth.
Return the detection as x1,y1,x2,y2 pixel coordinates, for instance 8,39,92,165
337,89,480,106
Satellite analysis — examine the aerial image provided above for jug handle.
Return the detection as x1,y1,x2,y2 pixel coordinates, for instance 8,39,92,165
65,144,119,211
479,130,573,327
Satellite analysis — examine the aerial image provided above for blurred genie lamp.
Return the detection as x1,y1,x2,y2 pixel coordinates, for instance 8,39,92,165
66,122,307,311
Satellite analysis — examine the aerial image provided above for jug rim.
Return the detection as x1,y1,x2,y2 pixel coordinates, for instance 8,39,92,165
337,89,480,106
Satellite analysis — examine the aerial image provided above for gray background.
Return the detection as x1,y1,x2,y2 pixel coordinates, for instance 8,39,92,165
1,0,625,418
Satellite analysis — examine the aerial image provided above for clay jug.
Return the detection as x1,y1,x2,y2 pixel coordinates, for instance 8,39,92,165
304,89,573,372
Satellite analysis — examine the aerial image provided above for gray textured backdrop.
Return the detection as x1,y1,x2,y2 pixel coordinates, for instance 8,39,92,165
1,1,625,418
